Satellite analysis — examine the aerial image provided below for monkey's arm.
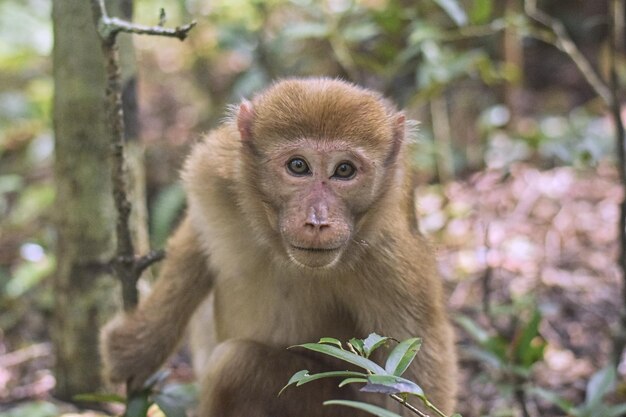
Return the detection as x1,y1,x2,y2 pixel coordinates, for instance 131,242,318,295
100,215,214,389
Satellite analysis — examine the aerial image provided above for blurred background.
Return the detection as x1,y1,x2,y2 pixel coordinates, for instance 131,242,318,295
1,0,626,416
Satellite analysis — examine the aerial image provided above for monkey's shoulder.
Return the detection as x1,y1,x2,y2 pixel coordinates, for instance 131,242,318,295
182,124,242,187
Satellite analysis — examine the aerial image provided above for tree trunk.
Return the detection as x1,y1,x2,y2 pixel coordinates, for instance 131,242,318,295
52,0,116,399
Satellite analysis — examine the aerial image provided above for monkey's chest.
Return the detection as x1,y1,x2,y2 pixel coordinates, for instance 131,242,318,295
211,274,356,347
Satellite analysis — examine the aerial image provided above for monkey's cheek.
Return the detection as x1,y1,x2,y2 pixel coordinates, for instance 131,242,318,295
286,247,343,269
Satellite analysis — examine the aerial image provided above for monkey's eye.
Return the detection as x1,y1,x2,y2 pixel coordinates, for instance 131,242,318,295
286,158,311,176
332,162,356,180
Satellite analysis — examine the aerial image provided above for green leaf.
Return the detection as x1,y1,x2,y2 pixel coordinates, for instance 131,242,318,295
281,370,367,395
319,337,343,349
1,401,59,417
0,174,23,194
531,387,575,413
408,24,442,46
510,365,532,379
455,315,489,344
606,403,626,417
143,369,171,390
283,22,329,40
349,338,365,356
341,22,380,43
470,0,493,24
585,366,616,410
432,0,468,26
384,338,422,376
338,377,368,387
363,333,391,357
74,392,126,404
463,346,505,370
280,370,310,395
6,256,55,298
324,400,404,417
361,375,425,399
296,371,368,387
515,309,545,367
10,184,54,226
483,335,509,362
154,392,188,417
160,383,198,409
292,344,386,374
124,392,152,417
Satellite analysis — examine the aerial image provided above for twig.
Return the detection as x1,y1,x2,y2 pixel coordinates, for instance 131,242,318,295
390,394,431,417
524,0,611,104
91,0,195,46
134,249,167,275
90,0,195,311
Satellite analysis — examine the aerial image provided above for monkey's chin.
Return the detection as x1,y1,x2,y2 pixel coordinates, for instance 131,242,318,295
286,246,343,270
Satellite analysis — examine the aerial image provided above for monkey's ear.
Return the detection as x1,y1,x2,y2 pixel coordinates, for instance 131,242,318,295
386,113,405,166
237,99,254,143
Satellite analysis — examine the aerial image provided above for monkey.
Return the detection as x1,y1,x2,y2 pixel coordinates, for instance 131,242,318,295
101,78,458,416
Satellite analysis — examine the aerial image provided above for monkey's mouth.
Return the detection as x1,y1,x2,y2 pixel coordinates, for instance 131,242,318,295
286,244,344,269
291,245,341,253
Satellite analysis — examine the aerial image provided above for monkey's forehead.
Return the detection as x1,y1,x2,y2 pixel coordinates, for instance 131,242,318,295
250,78,397,145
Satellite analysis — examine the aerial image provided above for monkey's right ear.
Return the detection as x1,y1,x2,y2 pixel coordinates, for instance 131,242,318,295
385,113,406,166
237,99,254,143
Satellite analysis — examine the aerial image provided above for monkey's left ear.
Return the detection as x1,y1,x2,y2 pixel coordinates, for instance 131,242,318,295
386,113,406,166
237,99,254,143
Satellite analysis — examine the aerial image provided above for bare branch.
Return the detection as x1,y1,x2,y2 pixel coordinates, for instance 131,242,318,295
135,249,167,275
100,16,196,43
390,394,431,417
524,0,611,104
91,0,195,45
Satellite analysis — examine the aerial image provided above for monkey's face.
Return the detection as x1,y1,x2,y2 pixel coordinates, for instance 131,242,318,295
256,139,388,269
235,78,404,270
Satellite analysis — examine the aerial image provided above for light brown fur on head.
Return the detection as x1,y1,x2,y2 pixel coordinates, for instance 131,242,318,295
246,79,398,149
100,78,457,416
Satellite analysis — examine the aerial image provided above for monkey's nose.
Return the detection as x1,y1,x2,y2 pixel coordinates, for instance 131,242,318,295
305,207,330,231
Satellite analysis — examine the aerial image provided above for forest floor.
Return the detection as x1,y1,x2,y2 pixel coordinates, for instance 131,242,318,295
0,161,624,417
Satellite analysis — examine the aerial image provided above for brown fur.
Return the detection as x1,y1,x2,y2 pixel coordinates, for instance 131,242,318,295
100,78,457,416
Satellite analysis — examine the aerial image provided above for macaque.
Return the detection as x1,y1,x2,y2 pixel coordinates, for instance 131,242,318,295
101,78,457,416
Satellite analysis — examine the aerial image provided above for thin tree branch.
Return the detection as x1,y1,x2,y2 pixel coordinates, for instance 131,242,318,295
92,0,195,45
390,394,431,417
96,5,138,310
134,249,167,275
524,0,612,105
90,0,195,311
